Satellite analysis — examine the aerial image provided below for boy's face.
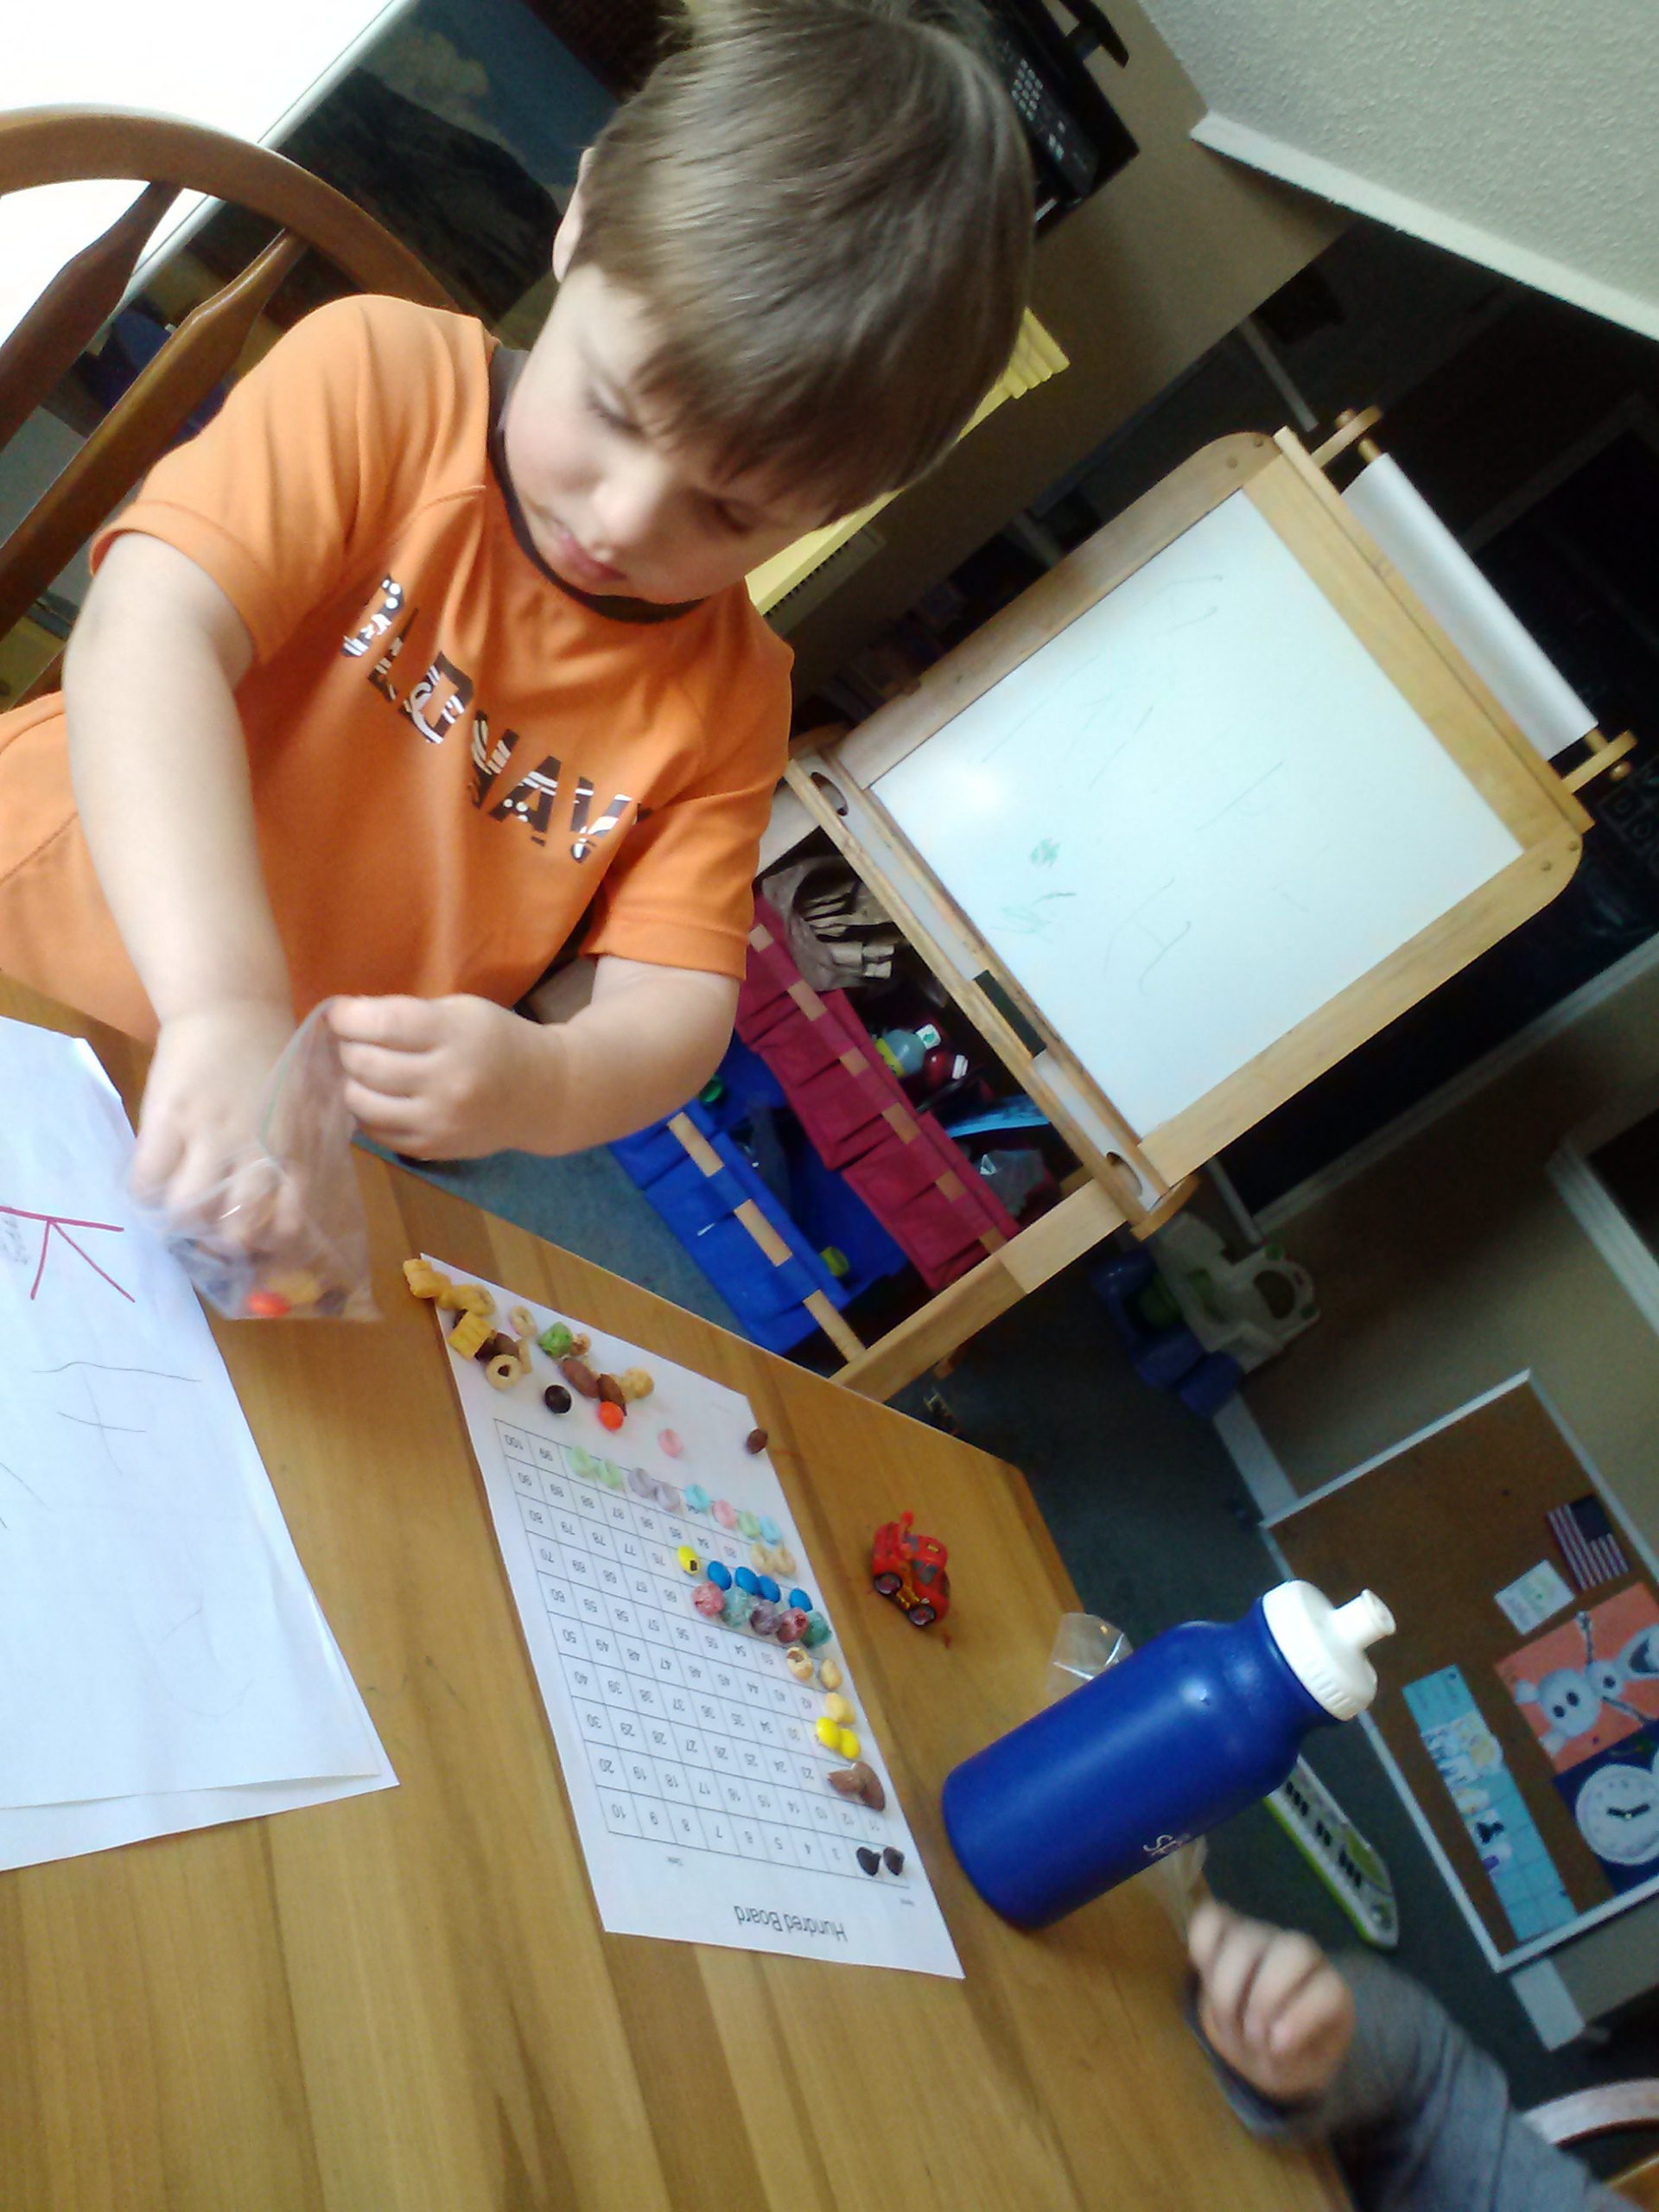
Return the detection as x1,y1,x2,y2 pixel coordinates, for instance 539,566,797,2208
505,262,831,605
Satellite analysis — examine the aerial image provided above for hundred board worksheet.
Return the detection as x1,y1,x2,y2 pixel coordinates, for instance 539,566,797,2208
429,1261,962,1977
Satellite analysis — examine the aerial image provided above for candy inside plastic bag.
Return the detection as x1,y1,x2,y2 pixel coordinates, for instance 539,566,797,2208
137,1001,377,1321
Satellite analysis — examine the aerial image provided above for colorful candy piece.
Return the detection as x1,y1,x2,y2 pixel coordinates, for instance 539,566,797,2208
600,1459,628,1491
537,1321,575,1357
693,1581,727,1619
828,1762,885,1811
816,1656,842,1689
721,1589,754,1630
404,1256,450,1300
680,1480,709,1512
773,1607,807,1645
759,1516,783,1544
628,1465,657,1500
597,1402,625,1432
802,1613,831,1649
772,1548,797,1580
785,1646,814,1682
561,1355,600,1398
596,1372,626,1408
855,1847,880,1877
735,1509,760,1540
618,1367,654,1402
756,1575,780,1605
654,1481,683,1514
747,1599,779,1637
746,1428,768,1455
245,1288,291,1319
882,1847,905,1876
836,1728,860,1759
734,1567,760,1596
713,1499,737,1530
662,1433,688,1462
543,1384,573,1414
447,1309,493,1359
705,1560,733,1591
676,1544,702,1576
822,1694,854,1726
749,1541,772,1572
787,1587,811,1613
568,1445,601,1481
814,1715,842,1750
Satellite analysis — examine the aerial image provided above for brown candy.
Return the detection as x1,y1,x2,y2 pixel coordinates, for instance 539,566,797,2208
827,1761,885,1812
595,1372,626,1408
745,1427,768,1456
474,1330,519,1364
561,1355,601,1398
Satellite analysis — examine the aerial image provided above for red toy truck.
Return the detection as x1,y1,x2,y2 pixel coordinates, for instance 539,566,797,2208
871,1512,951,1628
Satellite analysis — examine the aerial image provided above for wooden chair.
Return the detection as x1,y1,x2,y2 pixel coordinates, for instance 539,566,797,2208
0,105,461,687
1529,2080,1659,2204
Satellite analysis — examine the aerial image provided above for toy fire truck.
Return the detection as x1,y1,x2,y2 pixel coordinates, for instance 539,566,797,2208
870,1512,950,1629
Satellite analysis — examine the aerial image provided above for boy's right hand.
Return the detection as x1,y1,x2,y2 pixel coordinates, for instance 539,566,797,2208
132,998,297,1241
1189,1899,1356,2107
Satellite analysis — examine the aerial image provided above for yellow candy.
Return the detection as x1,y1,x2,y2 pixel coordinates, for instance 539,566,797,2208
817,1659,842,1692
448,1308,493,1358
403,1257,449,1300
677,1544,702,1575
772,1547,797,1579
823,1694,854,1727
836,1728,860,1760
815,1716,841,1750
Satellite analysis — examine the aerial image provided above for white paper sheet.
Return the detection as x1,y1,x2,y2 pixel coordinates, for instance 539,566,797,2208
434,1261,962,1978
0,1018,392,1864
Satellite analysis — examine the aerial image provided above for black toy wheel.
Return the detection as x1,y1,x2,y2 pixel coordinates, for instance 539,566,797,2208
874,1571,902,1597
907,1602,937,1627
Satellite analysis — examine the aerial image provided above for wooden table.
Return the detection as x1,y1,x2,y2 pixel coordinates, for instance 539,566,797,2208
0,982,1346,2212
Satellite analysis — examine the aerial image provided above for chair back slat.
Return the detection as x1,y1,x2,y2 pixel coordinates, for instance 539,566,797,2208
0,229,305,642
0,179,176,453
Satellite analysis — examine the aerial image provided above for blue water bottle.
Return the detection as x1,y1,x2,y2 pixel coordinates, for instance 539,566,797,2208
943,1582,1393,1926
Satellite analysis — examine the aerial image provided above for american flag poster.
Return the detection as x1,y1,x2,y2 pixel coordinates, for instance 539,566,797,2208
1548,1495,1630,1592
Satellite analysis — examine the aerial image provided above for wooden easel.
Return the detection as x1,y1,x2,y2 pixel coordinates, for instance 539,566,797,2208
786,422,1613,1400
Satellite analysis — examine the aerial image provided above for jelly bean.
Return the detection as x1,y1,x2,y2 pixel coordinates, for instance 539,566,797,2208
756,1575,780,1605
734,1567,760,1596
706,1560,733,1590
772,1548,797,1580
683,1481,709,1514
836,1729,860,1759
655,1482,683,1514
676,1544,702,1575
788,1588,811,1613
597,1402,625,1432
601,1459,627,1491
561,1355,600,1397
815,1716,841,1750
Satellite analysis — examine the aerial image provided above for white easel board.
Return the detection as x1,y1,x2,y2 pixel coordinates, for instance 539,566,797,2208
434,1262,962,1978
874,491,1523,1134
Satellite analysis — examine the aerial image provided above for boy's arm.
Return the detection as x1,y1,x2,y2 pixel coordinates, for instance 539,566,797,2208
329,955,737,1158
64,533,298,1210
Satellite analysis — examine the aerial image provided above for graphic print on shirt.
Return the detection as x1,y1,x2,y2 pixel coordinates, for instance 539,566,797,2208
342,577,636,861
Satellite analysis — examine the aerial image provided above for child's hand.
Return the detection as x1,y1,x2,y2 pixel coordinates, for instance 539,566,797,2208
1189,1900,1355,2107
329,995,555,1159
133,997,298,1237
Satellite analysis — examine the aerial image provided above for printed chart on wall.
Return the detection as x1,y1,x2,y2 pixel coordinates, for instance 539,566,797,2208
424,1258,961,1977
1270,1376,1659,1968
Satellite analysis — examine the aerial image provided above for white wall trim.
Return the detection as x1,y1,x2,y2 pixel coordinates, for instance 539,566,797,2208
1256,930,1659,1234
1211,1395,1299,1519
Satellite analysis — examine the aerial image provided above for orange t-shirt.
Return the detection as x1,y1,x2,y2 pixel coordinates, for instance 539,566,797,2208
0,296,792,1040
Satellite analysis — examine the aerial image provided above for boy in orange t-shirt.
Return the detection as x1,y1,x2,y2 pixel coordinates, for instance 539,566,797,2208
0,0,1031,1223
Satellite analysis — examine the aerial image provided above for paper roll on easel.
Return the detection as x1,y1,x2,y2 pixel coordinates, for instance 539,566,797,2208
1342,454,1596,761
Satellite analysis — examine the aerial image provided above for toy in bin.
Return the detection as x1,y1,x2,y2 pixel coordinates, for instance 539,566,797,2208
871,1511,950,1628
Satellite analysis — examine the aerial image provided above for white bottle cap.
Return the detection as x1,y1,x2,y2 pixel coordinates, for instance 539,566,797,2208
1262,1581,1395,1721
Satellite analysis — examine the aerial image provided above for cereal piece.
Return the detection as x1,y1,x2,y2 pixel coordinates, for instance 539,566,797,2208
822,1694,854,1727
475,1330,519,1364
785,1646,814,1682
618,1367,655,1402
447,1309,492,1359
245,1289,291,1319
264,1268,324,1307
485,1354,523,1391
507,1306,536,1344
438,1280,493,1316
403,1257,449,1300
814,1715,842,1750
561,1356,600,1398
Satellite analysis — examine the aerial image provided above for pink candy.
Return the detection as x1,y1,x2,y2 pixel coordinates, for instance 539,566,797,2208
713,1498,737,1529
774,1607,809,1645
658,1428,684,1458
693,1581,727,1618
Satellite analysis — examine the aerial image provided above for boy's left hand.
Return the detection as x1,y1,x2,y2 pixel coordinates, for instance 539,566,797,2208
1189,1899,1355,2107
329,995,556,1159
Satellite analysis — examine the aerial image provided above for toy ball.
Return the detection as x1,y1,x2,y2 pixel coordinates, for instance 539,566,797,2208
705,1560,733,1591
597,1402,625,1432
693,1582,727,1619
661,1432,687,1461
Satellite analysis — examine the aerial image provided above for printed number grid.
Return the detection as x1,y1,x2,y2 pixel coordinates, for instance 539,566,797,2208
499,1421,890,1879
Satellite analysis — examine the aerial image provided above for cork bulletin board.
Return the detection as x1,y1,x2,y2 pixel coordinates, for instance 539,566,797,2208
1268,1374,1659,1969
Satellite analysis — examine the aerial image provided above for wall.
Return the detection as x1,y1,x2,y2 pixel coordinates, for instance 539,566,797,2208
1133,0,1659,343
787,0,1343,695
1243,953,1659,1542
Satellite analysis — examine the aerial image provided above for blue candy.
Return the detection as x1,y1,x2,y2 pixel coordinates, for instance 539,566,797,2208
683,1483,711,1514
734,1567,760,1596
758,1515,783,1544
706,1560,733,1590
788,1587,811,1612
756,1574,780,1604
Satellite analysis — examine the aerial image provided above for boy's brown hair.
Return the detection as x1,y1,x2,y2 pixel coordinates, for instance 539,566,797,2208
568,0,1034,519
